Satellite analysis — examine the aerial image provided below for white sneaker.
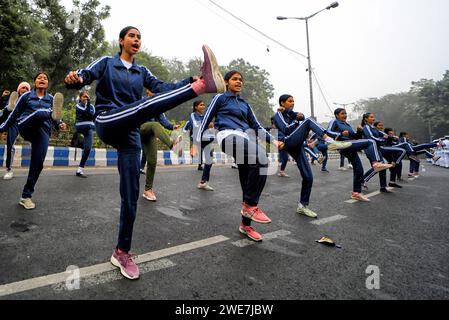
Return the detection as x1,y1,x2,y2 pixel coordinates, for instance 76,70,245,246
19,198,36,210
198,182,214,191
3,170,13,180
7,91,18,111
338,167,348,171
347,164,353,169
52,92,64,121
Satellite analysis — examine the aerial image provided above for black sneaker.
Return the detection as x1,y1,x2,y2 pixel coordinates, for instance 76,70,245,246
388,182,402,188
197,164,203,171
76,172,88,178
380,187,393,193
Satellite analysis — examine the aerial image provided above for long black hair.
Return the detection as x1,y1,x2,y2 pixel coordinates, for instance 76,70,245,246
361,112,372,127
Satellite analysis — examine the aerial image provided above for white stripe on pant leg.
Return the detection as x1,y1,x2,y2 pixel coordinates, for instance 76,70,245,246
364,169,377,183
96,85,191,122
369,139,381,161
97,84,191,120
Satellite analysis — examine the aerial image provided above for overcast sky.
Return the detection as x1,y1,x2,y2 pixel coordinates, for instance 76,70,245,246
63,0,449,122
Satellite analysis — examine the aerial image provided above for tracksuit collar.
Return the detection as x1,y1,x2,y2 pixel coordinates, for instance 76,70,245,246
112,54,140,72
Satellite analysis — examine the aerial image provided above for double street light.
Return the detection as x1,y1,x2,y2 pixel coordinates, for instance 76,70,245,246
277,2,339,120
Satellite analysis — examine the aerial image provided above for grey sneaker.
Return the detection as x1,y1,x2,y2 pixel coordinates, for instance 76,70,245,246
201,45,226,93
7,91,18,112
296,206,318,218
198,182,214,191
19,198,36,210
51,92,64,122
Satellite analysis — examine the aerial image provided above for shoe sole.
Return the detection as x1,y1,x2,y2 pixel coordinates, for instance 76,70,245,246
241,210,272,224
19,201,35,210
239,227,262,242
351,196,371,202
373,165,393,173
7,91,19,111
202,45,226,93
198,186,214,191
142,194,157,201
296,211,318,218
110,255,139,280
52,92,64,121
328,142,352,152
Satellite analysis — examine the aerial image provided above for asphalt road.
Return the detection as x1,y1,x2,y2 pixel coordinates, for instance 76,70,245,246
0,159,448,301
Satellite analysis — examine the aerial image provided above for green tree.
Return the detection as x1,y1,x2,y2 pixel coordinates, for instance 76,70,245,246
32,0,110,94
410,71,449,138
0,0,50,89
353,92,430,142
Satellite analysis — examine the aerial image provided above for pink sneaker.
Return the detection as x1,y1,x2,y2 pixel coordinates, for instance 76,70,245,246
351,192,371,202
239,224,262,242
200,45,226,93
110,249,140,280
241,203,272,224
372,162,393,172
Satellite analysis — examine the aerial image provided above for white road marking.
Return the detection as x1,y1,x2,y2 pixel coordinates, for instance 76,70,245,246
0,235,229,297
52,259,176,292
310,215,348,225
232,229,291,248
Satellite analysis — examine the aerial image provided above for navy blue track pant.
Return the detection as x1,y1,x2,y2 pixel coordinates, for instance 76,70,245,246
75,124,94,168
95,84,197,252
5,124,19,170
18,111,52,199
200,140,214,182
287,146,313,206
279,149,289,171
220,134,268,226
364,146,406,184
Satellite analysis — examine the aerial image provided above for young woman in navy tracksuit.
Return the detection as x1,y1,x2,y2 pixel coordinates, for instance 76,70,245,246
328,108,392,202
362,122,406,189
197,70,284,242
64,26,225,280
184,100,215,191
0,72,67,209
361,118,406,192
273,95,352,217
75,91,95,178
2,82,31,180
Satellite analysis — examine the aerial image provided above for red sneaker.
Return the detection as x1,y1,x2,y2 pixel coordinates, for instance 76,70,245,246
239,224,262,242
110,249,140,280
241,203,272,224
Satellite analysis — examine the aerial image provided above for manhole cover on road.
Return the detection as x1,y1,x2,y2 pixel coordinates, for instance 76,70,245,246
10,220,37,232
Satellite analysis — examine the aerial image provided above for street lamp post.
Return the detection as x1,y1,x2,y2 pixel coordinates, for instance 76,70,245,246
333,102,355,109
277,2,339,120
